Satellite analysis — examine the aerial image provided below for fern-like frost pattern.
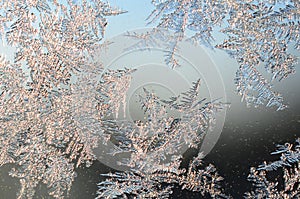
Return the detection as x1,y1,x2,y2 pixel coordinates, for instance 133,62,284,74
97,80,229,198
133,0,300,110
0,0,126,198
245,138,300,198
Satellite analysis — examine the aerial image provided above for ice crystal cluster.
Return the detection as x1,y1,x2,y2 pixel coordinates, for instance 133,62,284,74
0,0,298,198
97,80,229,198
245,138,300,198
0,0,126,198
135,0,300,110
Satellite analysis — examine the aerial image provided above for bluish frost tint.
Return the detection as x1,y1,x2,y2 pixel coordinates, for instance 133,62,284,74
130,0,300,110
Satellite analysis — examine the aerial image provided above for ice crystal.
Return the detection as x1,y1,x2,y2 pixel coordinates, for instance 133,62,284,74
245,138,300,198
102,79,226,166
147,0,227,48
134,0,300,110
0,54,78,198
234,63,287,111
125,28,182,69
97,80,229,198
96,68,136,119
0,0,126,198
128,0,229,68
97,154,227,199
217,0,299,110
218,1,299,80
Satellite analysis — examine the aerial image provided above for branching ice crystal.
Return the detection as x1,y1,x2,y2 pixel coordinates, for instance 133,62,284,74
234,63,287,111
0,0,126,198
134,0,300,110
217,0,299,110
97,80,229,198
148,0,227,48
128,0,228,68
96,68,136,119
97,154,227,199
245,138,300,198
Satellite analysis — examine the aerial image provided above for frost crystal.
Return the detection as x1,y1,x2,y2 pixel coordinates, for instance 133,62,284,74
148,0,227,48
245,138,300,198
0,0,126,198
217,0,299,110
136,0,300,110
96,68,136,119
97,80,229,198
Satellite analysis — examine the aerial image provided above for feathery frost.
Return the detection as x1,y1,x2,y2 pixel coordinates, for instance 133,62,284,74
130,0,300,110
0,0,126,198
245,138,300,198
97,80,229,199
